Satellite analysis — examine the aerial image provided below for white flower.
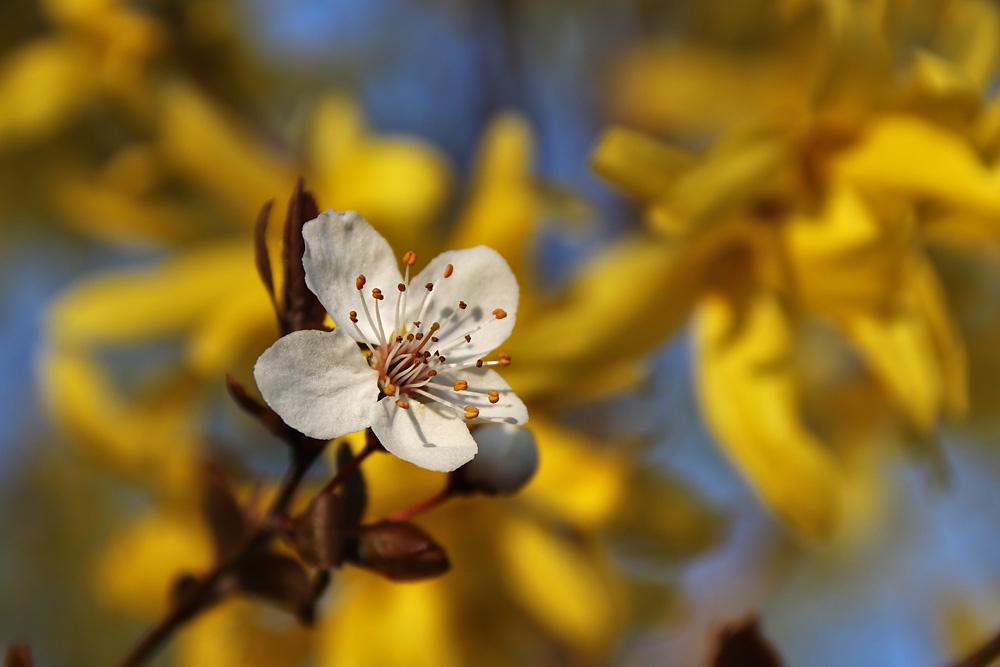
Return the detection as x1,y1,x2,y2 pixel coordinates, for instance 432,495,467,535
253,209,528,472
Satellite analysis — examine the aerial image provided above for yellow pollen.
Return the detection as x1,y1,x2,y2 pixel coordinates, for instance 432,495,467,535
464,406,479,419
454,380,468,391
349,311,358,323
498,353,511,366
488,390,500,404
493,308,507,319
403,251,417,266
396,399,410,409
372,288,384,300
356,275,366,290
444,264,454,278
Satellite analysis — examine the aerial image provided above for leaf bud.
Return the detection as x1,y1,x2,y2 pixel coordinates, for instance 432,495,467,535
350,521,450,581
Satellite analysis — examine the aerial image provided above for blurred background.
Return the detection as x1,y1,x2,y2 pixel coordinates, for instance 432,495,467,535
4,0,1000,665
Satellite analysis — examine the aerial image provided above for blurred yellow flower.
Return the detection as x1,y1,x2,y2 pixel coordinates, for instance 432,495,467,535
591,0,1000,539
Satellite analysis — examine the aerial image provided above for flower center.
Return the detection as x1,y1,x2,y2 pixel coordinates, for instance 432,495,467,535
347,252,510,420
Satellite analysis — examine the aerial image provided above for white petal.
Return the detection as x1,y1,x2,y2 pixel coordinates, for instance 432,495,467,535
369,395,478,472
406,246,517,364
254,329,378,439
302,209,403,343
433,366,528,425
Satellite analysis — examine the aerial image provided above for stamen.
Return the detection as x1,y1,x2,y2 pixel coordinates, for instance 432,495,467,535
394,283,406,336
453,380,468,391
477,359,484,368
402,251,417,266
464,406,479,419
356,286,385,346
372,290,387,343
356,275,366,290
493,308,507,319
488,390,500,404
444,264,454,278
349,311,358,323
395,399,410,409
384,383,397,396
415,333,424,340
371,288,384,300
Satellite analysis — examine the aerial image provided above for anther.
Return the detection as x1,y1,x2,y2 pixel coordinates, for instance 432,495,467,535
498,353,511,366
476,359,484,368
488,390,500,404
444,264,454,278
398,283,406,292
406,333,414,341
431,336,439,342
396,336,403,343
425,282,434,291
403,251,417,266
458,301,467,309
372,288,384,300
356,275,366,290
427,370,437,377
384,383,397,396
454,380,468,391
413,321,421,328
396,399,410,409
493,308,507,319
464,334,472,343
415,333,424,340
464,406,479,419
349,311,358,323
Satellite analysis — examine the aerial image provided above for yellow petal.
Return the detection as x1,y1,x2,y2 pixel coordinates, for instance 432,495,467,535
0,39,97,145
177,599,313,667
308,94,452,254
47,242,256,347
834,114,1000,216
94,510,210,616
519,417,626,529
785,185,906,315
157,82,296,223
318,576,462,667
187,283,275,378
498,515,621,654
912,256,968,417
504,234,702,400
695,290,843,539
590,125,694,204
447,113,538,277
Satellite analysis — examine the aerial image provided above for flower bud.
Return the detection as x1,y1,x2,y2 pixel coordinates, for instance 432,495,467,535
452,424,538,495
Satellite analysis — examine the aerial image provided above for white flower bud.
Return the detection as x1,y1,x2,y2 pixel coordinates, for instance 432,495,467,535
457,424,538,495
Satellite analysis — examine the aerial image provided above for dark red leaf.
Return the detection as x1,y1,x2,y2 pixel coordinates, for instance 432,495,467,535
3,643,31,667
237,551,314,624
254,199,276,305
201,467,246,558
291,492,343,569
711,617,784,667
350,521,450,582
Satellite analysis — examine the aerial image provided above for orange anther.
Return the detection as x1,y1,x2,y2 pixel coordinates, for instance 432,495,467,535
464,406,479,419
402,251,417,266
498,353,511,366
395,399,410,409
425,282,434,290
356,275,367,290
493,308,507,319
464,334,472,343
444,264,454,278
372,288,384,300
454,380,469,391
476,359,484,368
384,383,397,396
488,390,500,404
458,301,467,309
397,283,406,292
349,311,358,323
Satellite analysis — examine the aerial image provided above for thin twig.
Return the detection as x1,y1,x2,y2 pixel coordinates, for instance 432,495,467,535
387,486,452,522
116,440,361,667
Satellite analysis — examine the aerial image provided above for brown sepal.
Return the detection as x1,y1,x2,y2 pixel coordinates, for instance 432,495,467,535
290,491,343,570
201,465,247,559
254,199,277,307
282,178,326,333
